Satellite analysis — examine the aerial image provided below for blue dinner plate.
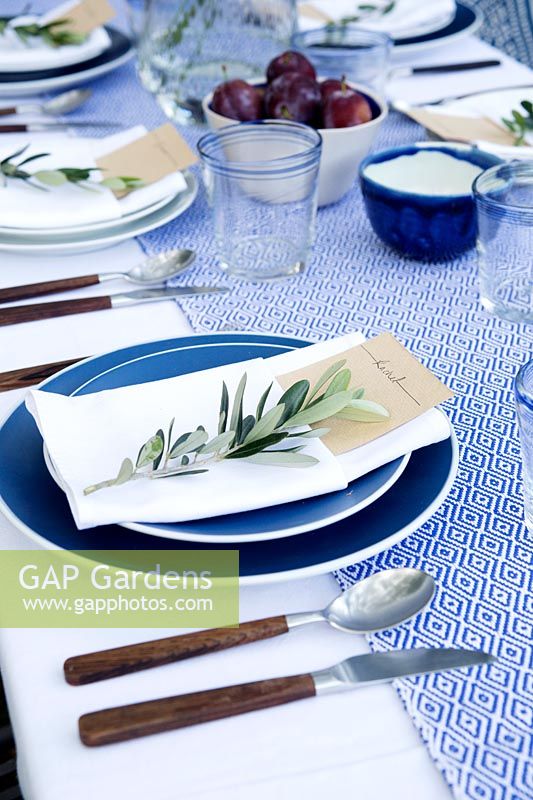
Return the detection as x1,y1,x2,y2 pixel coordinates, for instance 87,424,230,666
41,333,409,542
0,334,458,584
393,3,481,51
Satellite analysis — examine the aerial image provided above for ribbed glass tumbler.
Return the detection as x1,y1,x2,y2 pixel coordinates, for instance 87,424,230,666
474,161,533,324
198,121,322,280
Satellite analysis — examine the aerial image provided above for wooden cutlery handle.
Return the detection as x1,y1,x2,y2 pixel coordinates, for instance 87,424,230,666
0,124,28,133
0,107,16,117
79,673,316,746
64,616,289,685
0,357,82,393
0,295,111,326
0,275,100,304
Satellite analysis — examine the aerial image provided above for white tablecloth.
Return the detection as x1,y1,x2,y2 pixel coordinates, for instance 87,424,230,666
0,33,531,800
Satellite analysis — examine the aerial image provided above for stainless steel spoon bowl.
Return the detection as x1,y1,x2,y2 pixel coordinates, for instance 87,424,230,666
2,89,93,118
99,249,196,285
286,568,436,634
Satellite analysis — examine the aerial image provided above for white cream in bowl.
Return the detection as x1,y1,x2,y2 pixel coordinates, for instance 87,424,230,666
363,150,484,196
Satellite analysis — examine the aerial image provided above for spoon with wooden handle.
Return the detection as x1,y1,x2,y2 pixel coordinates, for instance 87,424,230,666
64,569,435,685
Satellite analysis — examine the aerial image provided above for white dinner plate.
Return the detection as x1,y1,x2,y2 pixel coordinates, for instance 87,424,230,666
0,191,175,237
0,28,134,97
0,171,198,254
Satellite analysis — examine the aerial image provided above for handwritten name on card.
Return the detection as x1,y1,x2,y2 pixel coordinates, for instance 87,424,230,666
277,333,453,455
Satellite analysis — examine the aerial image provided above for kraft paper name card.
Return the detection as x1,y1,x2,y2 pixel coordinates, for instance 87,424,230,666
299,3,333,22
276,333,453,455
96,124,199,187
399,106,517,147
51,0,116,35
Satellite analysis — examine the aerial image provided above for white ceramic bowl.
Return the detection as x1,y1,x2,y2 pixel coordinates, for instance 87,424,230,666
202,78,388,206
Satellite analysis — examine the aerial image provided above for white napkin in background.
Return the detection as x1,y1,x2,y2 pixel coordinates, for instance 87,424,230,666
415,87,533,159
298,0,455,38
442,87,533,147
0,1,111,73
0,126,187,229
26,333,451,530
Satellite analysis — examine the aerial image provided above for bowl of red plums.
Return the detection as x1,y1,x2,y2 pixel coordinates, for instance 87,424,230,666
202,51,387,206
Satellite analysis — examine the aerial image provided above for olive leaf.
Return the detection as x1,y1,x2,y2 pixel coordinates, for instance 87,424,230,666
278,379,310,424
225,432,288,459
288,427,330,439
284,390,353,427
323,367,351,398
335,399,390,422
201,430,236,455
244,403,285,445
255,382,272,421
136,434,164,468
152,468,210,479
153,429,165,470
229,373,247,441
306,359,347,403
238,414,256,445
114,458,135,485
32,170,67,186
245,452,319,468
169,429,208,458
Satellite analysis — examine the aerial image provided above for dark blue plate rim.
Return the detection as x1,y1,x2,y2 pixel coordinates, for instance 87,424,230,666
0,333,458,584
394,3,479,46
0,27,132,83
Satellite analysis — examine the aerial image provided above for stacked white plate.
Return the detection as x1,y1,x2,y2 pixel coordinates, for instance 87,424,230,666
0,171,198,255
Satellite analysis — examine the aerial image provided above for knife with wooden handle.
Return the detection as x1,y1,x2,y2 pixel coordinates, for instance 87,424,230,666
78,649,494,746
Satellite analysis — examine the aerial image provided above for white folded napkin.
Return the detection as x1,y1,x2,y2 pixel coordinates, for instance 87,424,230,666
443,88,533,148
26,333,451,530
298,0,455,38
0,2,111,73
0,126,187,230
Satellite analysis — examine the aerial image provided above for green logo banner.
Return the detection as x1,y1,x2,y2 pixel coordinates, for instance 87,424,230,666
0,550,239,628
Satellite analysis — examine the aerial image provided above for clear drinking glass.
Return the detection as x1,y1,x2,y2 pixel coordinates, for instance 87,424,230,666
290,26,391,94
138,0,296,125
198,121,322,280
124,0,147,43
474,161,533,324
515,358,533,532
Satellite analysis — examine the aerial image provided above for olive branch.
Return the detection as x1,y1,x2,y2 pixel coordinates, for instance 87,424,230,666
0,16,87,47
337,1,395,26
0,146,143,193
501,100,533,146
84,359,389,495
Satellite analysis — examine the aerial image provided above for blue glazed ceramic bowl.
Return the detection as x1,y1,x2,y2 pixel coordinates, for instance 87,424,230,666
359,144,502,260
